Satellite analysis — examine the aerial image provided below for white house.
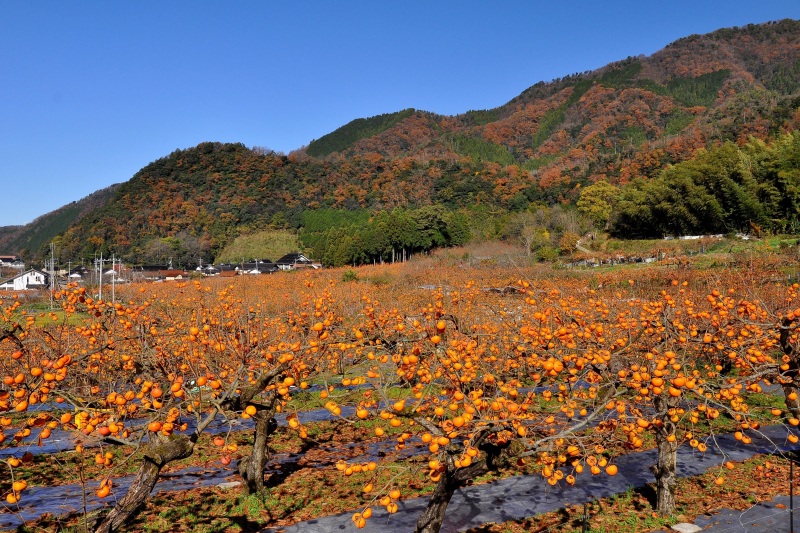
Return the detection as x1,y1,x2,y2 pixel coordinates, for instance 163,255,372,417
275,252,320,271
0,256,24,269
0,269,50,291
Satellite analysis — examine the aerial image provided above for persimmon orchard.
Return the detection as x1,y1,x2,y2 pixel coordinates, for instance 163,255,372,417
0,276,351,532
331,266,800,531
0,258,798,532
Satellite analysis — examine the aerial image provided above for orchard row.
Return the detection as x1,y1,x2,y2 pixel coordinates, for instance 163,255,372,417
0,259,798,532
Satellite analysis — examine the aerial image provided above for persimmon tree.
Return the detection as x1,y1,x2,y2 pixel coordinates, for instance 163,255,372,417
556,268,800,516
0,275,348,532
318,266,800,531
537,268,800,516
318,281,633,532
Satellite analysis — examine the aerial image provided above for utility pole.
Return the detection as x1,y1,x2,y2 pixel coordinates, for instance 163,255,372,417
98,253,103,302
111,255,116,305
49,243,55,309
111,255,115,305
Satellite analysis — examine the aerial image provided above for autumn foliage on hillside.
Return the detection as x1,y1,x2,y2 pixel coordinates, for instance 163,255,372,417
13,19,796,263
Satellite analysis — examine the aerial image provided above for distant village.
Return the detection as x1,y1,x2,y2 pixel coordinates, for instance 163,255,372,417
0,252,321,294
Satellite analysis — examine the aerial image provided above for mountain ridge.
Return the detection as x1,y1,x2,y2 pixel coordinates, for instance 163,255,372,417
3,19,799,263
0,185,121,260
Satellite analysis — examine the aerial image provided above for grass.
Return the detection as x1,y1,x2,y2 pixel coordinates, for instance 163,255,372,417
585,234,797,258
6,239,800,533
597,236,722,257
16,301,89,327
215,229,300,264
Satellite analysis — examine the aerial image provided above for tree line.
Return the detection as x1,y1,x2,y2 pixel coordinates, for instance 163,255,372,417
579,131,800,237
299,206,470,267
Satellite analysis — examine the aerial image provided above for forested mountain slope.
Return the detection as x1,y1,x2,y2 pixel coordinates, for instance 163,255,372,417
0,185,119,260
306,19,800,200
5,19,799,264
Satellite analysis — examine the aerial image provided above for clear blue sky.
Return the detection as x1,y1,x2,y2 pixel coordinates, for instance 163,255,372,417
2,1,799,226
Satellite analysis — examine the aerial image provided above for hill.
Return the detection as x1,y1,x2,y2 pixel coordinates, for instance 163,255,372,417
0,185,120,260
300,20,800,196
16,19,800,265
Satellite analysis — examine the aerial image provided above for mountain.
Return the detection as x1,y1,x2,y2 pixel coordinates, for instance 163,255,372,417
8,19,800,263
0,185,120,260
305,20,800,189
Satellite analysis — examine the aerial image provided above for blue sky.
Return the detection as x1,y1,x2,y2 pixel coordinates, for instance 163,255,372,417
2,1,799,227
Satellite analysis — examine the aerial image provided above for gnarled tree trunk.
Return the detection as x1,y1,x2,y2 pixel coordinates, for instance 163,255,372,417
651,430,678,515
94,434,195,533
414,456,491,533
238,410,278,494
226,367,283,494
650,394,680,516
414,432,511,533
